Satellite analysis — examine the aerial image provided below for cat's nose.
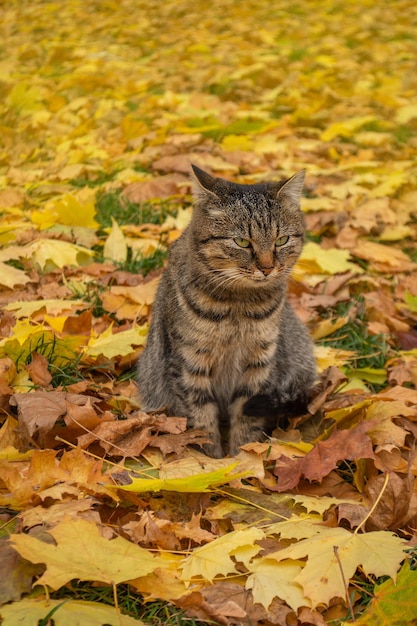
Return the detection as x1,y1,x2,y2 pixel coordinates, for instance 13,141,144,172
260,266,274,276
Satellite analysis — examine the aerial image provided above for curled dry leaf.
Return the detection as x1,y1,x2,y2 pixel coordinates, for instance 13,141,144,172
25,352,52,387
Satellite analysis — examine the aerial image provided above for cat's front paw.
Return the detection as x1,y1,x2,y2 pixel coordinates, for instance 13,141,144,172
202,440,224,458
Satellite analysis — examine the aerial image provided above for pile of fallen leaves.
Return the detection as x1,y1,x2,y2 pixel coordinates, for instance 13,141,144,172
1,0,417,624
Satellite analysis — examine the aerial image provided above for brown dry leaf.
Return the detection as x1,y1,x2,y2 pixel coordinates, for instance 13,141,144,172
78,412,187,456
10,391,101,446
62,309,92,335
273,422,376,492
365,471,414,531
121,174,186,203
123,512,181,551
365,400,415,450
351,240,416,273
173,511,217,545
0,447,116,508
20,499,99,530
0,416,23,451
307,366,348,414
149,429,212,456
377,385,417,404
0,357,16,394
364,290,410,333
100,279,160,320
0,539,42,605
176,583,293,626
26,352,52,387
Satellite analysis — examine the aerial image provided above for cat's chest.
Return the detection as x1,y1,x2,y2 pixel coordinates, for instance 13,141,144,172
194,317,277,386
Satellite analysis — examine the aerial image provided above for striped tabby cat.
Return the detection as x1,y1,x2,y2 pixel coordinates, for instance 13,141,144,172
137,165,316,457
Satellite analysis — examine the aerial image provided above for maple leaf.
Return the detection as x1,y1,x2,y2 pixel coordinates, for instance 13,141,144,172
10,518,166,589
0,261,31,289
0,240,94,272
84,325,147,359
354,561,417,626
265,526,406,607
31,193,98,230
0,539,41,605
103,218,128,263
5,299,86,319
180,527,264,583
295,241,363,276
25,352,52,387
246,559,307,612
0,598,145,626
119,462,249,493
273,422,376,491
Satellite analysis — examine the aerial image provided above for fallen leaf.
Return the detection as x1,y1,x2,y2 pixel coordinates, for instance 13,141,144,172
351,241,416,272
10,518,166,589
0,262,31,289
180,527,264,583
267,526,405,606
354,561,417,626
273,422,376,491
103,218,128,263
118,462,249,493
84,324,148,358
26,352,52,387
0,598,145,626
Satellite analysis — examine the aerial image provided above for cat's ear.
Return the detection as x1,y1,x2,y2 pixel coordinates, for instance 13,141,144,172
191,164,219,199
276,169,305,205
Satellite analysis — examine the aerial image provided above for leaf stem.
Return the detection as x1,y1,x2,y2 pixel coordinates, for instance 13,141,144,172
354,471,390,535
334,545,355,621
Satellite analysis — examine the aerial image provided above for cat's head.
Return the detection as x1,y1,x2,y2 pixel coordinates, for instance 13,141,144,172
189,164,306,289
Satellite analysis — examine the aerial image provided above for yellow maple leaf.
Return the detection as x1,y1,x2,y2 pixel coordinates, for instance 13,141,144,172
7,82,42,114
11,518,166,589
311,316,349,341
0,598,145,626
221,134,253,151
0,319,45,348
120,462,248,493
0,261,31,289
126,237,162,256
0,240,94,272
296,242,362,275
320,116,376,141
368,171,408,198
314,345,356,371
180,527,264,583
0,321,86,372
84,325,147,359
103,218,128,262
247,559,307,612
6,299,86,319
0,220,32,245
395,103,417,124
267,527,405,607
31,193,98,230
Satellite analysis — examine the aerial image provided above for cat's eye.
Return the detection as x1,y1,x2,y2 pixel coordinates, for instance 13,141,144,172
234,237,251,248
275,235,289,247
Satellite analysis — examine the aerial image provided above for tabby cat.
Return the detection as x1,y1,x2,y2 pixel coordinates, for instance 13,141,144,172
137,165,316,457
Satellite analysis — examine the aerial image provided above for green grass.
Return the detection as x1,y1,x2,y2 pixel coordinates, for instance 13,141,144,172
322,318,388,370
321,297,389,371
93,189,173,276
95,191,180,229
115,247,168,276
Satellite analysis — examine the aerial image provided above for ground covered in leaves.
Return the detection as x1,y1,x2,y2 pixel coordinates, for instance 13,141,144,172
1,0,417,624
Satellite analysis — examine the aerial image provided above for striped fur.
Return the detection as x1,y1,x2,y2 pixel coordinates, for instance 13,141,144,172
137,166,316,457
